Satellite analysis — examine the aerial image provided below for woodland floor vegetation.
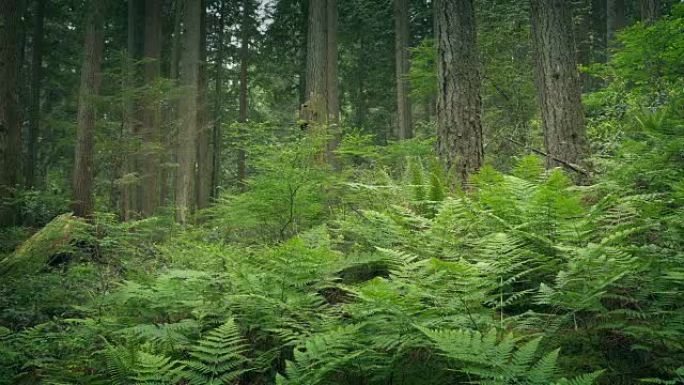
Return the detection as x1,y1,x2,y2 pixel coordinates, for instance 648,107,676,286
1,1,684,385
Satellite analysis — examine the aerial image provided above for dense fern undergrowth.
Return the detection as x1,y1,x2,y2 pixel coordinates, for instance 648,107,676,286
2,13,684,385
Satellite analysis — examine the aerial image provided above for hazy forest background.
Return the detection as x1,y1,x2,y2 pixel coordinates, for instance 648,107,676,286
1,0,683,384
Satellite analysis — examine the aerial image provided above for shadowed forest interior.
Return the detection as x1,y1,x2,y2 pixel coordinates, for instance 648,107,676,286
1,0,683,384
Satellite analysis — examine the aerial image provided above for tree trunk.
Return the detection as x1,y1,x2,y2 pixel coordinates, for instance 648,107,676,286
0,0,22,225
237,0,250,186
530,0,587,170
196,0,211,209
175,0,201,224
606,0,627,50
122,0,139,220
395,0,412,139
72,0,105,219
325,0,340,167
303,0,327,124
160,0,184,208
326,0,339,124
211,0,227,199
26,0,45,189
640,0,660,25
140,0,161,217
436,0,484,186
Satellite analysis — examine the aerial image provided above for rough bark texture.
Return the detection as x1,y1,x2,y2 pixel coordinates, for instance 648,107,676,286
395,0,412,140
303,0,327,124
26,0,45,188
436,0,484,186
0,0,21,225
302,0,339,166
607,0,627,49
530,0,587,170
196,0,211,209
72,0,105,219
140,0,162,216
237,0,250,186
175,0,201,224
640,0,660,25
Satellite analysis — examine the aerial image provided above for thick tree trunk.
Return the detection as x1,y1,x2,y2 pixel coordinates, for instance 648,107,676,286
26,0,45,189
302,0,339,166
196,0,211,209
303,0,327,124
640,0,660,25
395,0,412,139
436,0,484,186
237,0,250,186
140,0,161,217
0,0,22,225
606,0,627,49
175,0,201,224
72,0,105,219
531,0,587,170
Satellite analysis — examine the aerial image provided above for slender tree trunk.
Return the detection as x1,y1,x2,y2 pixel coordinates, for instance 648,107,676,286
196,0,211,209
606,0,627,51
640,0,660,25
531,0,587,170
395,0,412,139
26,0,45,189
72,0,105,219
140,0,161,217
325,0,340,167
160,0,184,208
237,0,250,186
211,1,227,198
326,0,339,124
436,0,484,186
0,0,22,225
122,0,138,220
175,0,201,224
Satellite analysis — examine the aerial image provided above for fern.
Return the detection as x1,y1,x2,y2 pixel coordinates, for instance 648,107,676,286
180,319,250,385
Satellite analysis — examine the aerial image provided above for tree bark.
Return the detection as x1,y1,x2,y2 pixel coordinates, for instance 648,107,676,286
395,0,412,139
530,0,587,170
0,0,22,225
303,0,327,124
160,0,184,209
211,0,227,199
72,0,105,219
436,0,484,186
175,0,201,224
26,0,45,189
196,0,211,209
140,0,161,217
326,0,339,124
640,0,660,25
325,0,340,167
237,0,250,186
